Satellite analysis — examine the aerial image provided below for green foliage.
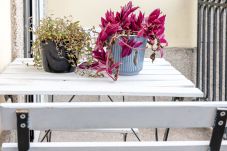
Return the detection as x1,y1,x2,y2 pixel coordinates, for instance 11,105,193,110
32,16,91,67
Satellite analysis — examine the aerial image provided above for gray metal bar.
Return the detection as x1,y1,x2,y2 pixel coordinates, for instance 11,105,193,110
198,0,227,102
199,0,227,7
197,2,202,89
202,4,208,94
23,0,33,58
212,3,219,101
219,6,225,101
225,2,227,101
206,1,213,100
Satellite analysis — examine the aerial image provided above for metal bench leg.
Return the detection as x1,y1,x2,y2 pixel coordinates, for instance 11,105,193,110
4,95,14,102
163,128,170,141
16,110,30,151
41,95,77,142
209,108,227,151
153,97,159,141
155,128,159,141
123,133,128,142
224,128,227,140
25,95,35,142
41,130,51,142
48,130,52,142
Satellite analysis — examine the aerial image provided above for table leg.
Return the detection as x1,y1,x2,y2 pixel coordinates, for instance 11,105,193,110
163,97,184,141
41,95,78,142
107,95,141,141
43,95,54,142
25,95,35,142
152,96,159,141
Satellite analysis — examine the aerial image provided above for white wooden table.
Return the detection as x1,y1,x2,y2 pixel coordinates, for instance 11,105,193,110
0,58,203,98
0,58,204,143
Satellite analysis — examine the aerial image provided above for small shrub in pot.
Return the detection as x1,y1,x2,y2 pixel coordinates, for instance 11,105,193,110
32,16,91,73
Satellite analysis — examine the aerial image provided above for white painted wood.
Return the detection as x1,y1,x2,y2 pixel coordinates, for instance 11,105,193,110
11,58,34,65
0,79,195,88
1,102,226,130
3,67,181,75
6,64,175,72
0,58,203,97
33,131,41,142
144,59,171,66
3,141,227,151
0,85,203,97
74,128,139,133
11,58,170,66
0,74,188,82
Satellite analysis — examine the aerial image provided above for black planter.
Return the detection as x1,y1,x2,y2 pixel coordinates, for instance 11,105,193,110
41,41,75,73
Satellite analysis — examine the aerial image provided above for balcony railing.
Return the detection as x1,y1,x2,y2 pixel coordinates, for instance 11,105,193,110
197,0,227,101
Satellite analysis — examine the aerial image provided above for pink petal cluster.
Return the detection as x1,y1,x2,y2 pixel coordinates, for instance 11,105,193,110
80,1,168,81
118,37,143,58
92,49,121,81
138,9,168,57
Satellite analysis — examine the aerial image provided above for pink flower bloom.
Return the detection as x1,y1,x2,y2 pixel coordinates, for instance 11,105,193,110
101,10,117,28
116,1,139,22
92,48,121,81
84,1,168,81
138,8,168,51
115,1,139,30
147,9,161,23
118,37,143,58
130,11,144,32
98,23,120,42
105,51,121,81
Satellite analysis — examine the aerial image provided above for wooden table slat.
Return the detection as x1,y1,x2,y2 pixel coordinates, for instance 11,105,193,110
0,58,204,97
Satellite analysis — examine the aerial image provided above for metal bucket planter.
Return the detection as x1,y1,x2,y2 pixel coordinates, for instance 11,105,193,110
112,36,147,76
40,41,75,73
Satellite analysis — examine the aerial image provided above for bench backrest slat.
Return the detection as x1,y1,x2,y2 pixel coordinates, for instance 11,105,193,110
2,141,227,151
1,102,227,151
1,102,227,130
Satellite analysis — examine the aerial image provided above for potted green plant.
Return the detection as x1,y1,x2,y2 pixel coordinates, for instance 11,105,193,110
32,16,91,73
80,1,168,81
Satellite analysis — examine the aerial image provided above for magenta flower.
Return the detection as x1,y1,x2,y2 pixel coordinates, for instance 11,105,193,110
92,48,121,81
101,10,117,28
93,48,107,65
83,1,168,81
98,23,120,43
115,1,139,30
147,9,161,23
118,37,143,58
130,11,144,32
138,8,168,56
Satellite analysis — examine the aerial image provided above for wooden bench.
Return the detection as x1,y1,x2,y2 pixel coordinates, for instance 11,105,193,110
1,102,227,151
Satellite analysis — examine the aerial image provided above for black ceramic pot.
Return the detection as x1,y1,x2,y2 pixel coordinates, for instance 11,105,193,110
40,41,75,73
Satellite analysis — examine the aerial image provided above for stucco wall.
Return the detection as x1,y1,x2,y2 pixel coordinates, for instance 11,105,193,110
11,0,24,59
0,0,12,134
46,0,197,48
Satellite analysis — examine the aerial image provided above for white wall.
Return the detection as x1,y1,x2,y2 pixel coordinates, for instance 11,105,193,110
0,0,12,72
0,0,12,133
46,0,197,48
